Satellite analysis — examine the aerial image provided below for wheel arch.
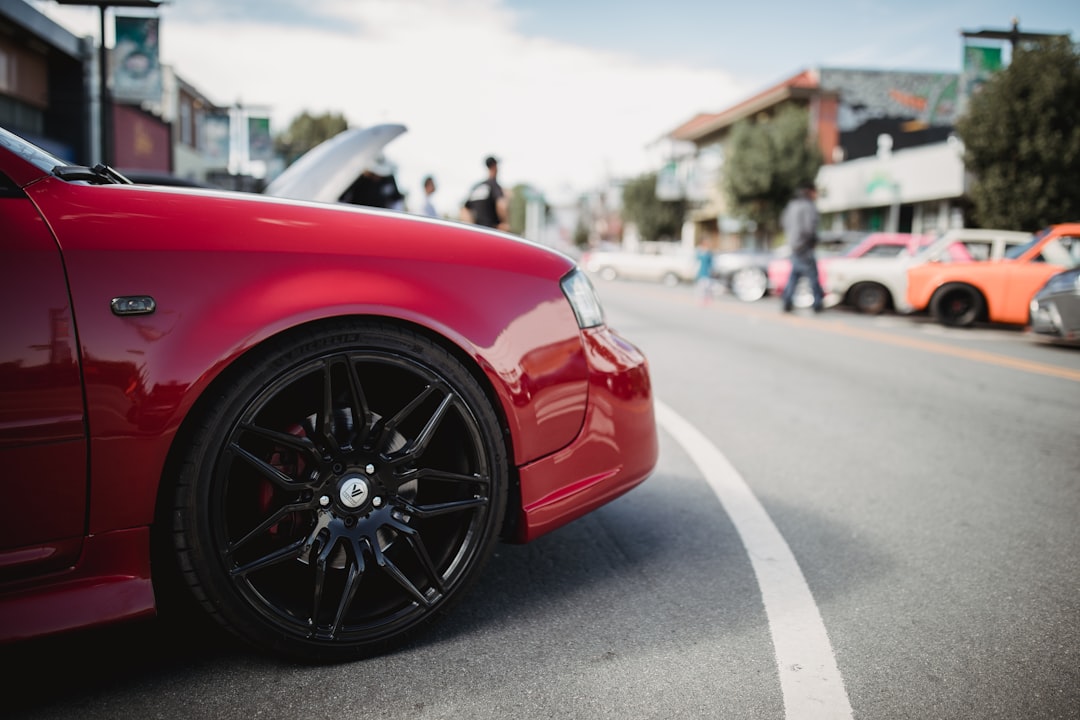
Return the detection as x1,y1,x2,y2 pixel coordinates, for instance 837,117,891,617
929,281,989,324
597,266,618,281
88,259,581,549
152,314,522,569
845,281,894,311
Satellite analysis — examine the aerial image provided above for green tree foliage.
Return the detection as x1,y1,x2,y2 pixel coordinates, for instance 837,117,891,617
573,220,590,248
620,171,687,242
273,111,349,167
955,37,1080,230
505,184,553,236
723,104,822,237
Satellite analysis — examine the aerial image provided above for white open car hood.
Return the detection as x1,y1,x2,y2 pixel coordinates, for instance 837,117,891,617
263,123,406,203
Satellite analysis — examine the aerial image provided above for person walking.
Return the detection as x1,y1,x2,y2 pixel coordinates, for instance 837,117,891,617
419,175,438,217
780,182,824,313
694,239,715,305
462,155,508,230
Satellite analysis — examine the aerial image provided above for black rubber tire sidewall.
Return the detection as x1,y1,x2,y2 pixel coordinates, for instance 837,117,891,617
171,319,508,663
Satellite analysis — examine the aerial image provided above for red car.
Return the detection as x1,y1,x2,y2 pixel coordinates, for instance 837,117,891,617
0,125,658,663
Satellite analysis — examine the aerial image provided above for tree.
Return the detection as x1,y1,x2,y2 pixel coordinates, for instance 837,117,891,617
273,111,349,167
620,171,686,243
723,104,822,240
507,184,550,237
955,36,1080,230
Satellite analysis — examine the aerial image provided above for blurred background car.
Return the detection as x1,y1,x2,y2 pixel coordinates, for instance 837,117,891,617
711,248,775,302
1029,267,1080,345
119,170,220,188
907,223,1080,327
580,247,698,286
824,228,1030,315
765,230,881,307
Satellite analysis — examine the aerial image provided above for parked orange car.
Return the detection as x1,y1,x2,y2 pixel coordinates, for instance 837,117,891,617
906,223,1080,327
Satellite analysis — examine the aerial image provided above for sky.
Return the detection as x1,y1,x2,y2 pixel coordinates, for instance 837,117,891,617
27,0,1080,216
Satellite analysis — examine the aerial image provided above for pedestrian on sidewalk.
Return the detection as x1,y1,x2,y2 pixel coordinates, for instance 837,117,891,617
462,155,508,230
695,239,715,305
419,175,438,217
780,183,824,313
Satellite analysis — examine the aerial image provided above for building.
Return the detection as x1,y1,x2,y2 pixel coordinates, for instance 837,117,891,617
666,67,966,248
2,1,238,185
0,0,93,161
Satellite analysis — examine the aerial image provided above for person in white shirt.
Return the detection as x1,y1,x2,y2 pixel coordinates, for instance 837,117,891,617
420,175,438,217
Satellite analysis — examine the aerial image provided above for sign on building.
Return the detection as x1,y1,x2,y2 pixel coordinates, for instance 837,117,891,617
113,16,162,104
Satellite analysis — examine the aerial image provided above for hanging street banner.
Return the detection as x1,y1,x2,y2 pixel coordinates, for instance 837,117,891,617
248,116,273,163
958,43,1003,114
203,112,231,166
113,16,162,104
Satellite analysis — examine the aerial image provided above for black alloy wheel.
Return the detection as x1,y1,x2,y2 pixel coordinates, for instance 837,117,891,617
172,320,507,663
931,284,984,327
851,283,889,315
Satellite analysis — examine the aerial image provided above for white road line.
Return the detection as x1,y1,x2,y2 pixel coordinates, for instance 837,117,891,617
655,400,854,720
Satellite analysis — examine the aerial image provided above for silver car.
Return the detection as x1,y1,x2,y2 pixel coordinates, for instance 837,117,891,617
1030,267,1080,345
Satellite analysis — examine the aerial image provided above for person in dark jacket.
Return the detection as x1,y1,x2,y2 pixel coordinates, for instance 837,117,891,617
780,183,824,313
340,154,404,210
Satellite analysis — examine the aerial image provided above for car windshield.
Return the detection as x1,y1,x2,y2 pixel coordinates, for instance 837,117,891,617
911,237,946,261
1005,229,1050,259
0,126,68,174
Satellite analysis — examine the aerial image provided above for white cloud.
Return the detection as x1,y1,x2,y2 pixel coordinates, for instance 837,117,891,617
30,0,748,216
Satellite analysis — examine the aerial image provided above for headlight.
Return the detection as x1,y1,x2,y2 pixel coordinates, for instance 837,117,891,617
561,269,605,328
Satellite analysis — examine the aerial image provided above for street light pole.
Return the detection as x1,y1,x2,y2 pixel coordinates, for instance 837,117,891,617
95,5,109,165
54,0,163,166
961,17,1068,51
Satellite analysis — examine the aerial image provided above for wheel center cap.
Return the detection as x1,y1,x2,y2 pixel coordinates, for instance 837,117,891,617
339,476,371,508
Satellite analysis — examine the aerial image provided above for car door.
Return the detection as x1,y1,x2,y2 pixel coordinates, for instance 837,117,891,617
0,170,87,581
997,235,1080,324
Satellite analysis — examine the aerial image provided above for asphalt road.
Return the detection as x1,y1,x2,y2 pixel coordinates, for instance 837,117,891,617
6,279,1079,720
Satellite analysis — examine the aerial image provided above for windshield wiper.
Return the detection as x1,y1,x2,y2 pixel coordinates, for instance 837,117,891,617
52,163,134,185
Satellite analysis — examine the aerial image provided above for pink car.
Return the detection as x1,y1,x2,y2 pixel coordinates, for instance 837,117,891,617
768,232,933,306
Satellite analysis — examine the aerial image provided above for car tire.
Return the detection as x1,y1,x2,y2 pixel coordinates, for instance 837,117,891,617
731,267,768,302
598,266,618,281
171,319,507,663
792,278,815,308
930,283,984,327
662,271,681,287
850,283,890,315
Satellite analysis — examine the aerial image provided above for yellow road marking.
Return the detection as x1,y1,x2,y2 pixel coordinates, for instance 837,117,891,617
779,313,1080,381
667,286,1080,383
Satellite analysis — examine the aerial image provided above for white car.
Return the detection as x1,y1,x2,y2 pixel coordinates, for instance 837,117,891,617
581,248,698,286
824,228,1032,314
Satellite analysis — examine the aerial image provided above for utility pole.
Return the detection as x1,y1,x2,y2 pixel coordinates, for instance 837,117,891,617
54,0,163,166
961,17,1068,51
